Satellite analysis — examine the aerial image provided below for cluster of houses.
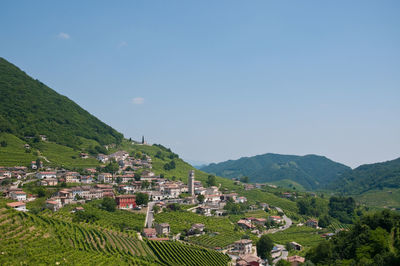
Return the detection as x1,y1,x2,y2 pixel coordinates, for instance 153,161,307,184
0,166,28,180
237,215,284,233
96,150,152,170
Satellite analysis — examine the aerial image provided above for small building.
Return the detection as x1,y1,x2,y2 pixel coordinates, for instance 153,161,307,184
252,218,267,226
80,176,93,184
196,206,212,216
190,223,205,234
79,153,89,159
289,241,302,251
142,228,157,238
287,255,305,266
234,239,253,255
236,196,247,203
306,219,318,228
237,219,254,230
46,200,61,211
10,191,27,201
98,173,113,183
155,223,170,235
36,171,57,179
236,254,262,266
115,195,136,209
6,202,27,212
40,178,58,186
268,216,283,224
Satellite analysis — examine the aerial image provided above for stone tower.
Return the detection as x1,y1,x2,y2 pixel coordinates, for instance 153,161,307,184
188,170,195,196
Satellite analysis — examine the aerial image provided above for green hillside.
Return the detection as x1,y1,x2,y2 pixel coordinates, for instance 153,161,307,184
0,57,123,149
328,157,400,194
0,201,230,266
201,153,351,190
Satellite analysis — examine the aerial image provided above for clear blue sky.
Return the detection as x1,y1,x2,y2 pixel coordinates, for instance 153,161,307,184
1,1,399,168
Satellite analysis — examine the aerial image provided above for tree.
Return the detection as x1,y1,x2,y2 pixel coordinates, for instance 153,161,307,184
141,180,150,189
0,140,7,147
37,187,46,198
318,214,331,228
276,260,291,266
197,194,205,203
135,192,149,206
257,235,274,260
240,176,249,183
101,197,116,212
153,205,160,214
206,175,217,187
104,160,119,175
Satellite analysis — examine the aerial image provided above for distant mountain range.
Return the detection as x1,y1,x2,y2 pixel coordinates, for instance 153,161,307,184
200,153,351,190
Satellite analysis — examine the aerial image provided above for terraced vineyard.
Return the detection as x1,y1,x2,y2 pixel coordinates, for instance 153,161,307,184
269,225,325,248
189,232,243,249
329,222,351,231
46,200,146,232
147,239,231,265
155,211,242,248
0,207,157,265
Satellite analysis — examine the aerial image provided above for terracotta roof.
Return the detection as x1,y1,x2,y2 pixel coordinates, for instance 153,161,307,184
287,255,305,263
7,202,26,207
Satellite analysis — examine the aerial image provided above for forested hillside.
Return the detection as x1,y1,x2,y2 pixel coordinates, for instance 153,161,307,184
306,210,400,265
328,157,400,194
0,57,123,149
201,153,350,190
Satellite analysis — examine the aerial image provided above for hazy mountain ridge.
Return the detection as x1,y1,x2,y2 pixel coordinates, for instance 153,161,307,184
201,153,351,190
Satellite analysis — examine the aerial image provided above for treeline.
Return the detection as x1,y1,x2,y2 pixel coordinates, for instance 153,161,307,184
0,58,123,149
306,210,400,265
297,196,360,226
328,157,400,194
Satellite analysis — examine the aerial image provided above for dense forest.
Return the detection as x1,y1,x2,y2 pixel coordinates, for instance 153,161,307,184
0,58,123,149
201,153,350,190
328,157,400,194
306,210,400,265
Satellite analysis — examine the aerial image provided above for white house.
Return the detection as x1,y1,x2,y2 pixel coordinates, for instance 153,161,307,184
10,191,27,201
7,202,27,212
98,173,113,183
234,239,253,254
36,171,57,179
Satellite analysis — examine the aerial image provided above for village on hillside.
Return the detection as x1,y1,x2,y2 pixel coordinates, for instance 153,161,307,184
0,146,330,266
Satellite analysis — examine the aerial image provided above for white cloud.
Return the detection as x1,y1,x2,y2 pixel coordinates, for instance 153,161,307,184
57,32,70,40
118,41,128,48
132,97,144,105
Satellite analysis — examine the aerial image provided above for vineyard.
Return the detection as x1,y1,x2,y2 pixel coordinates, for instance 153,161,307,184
0,207,157,265
46,200,146,232
147,239,231,265
155,211,243,248
268,225,326,248
0,202,233,265
329,221,351,231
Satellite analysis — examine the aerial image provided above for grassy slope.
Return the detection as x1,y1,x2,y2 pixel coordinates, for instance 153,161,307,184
0,132,100,168
0,133,36,166
354,188,400,210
